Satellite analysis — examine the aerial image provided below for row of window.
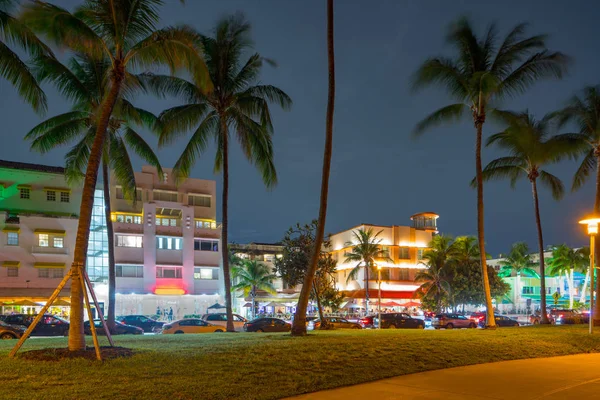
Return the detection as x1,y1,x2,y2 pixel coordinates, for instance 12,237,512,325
4,265,217,280
114,187,212,208
5,268,65,278
113,214,217,229
115,235,218,252
18,187,70,203
522,287,555,295
116,265,217,280
6,232,64,248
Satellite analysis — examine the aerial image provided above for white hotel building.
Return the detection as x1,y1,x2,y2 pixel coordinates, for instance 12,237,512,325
0,160,223,320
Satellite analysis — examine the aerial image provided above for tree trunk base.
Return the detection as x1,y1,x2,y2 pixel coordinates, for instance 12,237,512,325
291,326,307,336
593,319,600,327
484,325,497,330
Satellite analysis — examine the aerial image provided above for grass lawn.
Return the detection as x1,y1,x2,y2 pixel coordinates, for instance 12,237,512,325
1,325,600,400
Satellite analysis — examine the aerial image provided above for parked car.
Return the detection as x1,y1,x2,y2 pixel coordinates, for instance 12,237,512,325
432,313,477,329
551,309,588,324
529,311,556,325
373,313,425,329
358,315,375,328
0,320,24,339
161,318,225,334
478,315,519,327
117,315,164,333
243,318,291,333
1,314,69,336
84,319,143,336
469,312,486,324
201,313,247,332
310,317,361,330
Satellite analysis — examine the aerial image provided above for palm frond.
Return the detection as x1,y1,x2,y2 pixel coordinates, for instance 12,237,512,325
0,41,46,113
29,117,88,153
538,170,564,200
108,134,137,201
122,126,163,177
413,103,467,137
411,57,468,99
31,53,90,105
172,112,219,180
572,148,596,192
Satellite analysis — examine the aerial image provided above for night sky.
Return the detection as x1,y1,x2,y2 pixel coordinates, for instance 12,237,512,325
1,0,599,255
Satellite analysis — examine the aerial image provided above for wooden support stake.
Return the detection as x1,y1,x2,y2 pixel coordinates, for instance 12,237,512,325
83,271,114,347
9,271,73,358
81,275,102,361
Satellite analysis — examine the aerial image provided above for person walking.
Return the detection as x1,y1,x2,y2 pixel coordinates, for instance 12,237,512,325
169,307,173,322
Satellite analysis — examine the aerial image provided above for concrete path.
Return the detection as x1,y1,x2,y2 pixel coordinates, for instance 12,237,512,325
287,353,600,399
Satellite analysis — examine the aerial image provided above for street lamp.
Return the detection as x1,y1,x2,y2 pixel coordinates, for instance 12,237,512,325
579,217,599,334
377,264,382,330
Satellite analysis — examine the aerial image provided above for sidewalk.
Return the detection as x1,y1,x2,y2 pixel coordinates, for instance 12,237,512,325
287,353,600,399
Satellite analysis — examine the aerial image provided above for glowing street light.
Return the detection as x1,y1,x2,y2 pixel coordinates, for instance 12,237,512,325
579,217,599,334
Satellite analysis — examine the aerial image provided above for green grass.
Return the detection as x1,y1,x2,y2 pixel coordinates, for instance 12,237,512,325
1,326,600,400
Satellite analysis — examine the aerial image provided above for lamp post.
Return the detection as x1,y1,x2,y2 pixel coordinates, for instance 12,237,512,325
377,264,382,330
579,217,599,334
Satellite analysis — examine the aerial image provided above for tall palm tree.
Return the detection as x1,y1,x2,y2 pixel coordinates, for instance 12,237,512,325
554,85,600,324
231,260,277,319
343,228,394,312
292,0,335,336
497,242,539,310
26,53,162,331
480,111,581,321
415,236,455,313
548,245,589,309
0,0,48,112
22,0,209,350
412,17,568,328
156,15,291,332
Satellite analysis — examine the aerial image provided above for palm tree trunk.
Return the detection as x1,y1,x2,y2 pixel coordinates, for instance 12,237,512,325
251,287,255,319
474,115,495,328
220,117,234,333
102,160,116,332
581,267,590,303
364,262,370,314
68,70,124,351
569,268,574,309
531,179,549,324
312,282,327,329
291,0,335,336
594,153,600,326
516,272,521,312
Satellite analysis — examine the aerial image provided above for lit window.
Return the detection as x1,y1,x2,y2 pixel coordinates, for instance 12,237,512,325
6,267,18,277
153,191,178,202
46,190,56,201
19,187,30,199
53,237,64,248
52,268,64,278
417,249,424,260
116,265,143,278
38,234,49,247
156,236,182,250
156,266,182,279
116,235,143,248
7,232,18,246
38,268,49,278
194,239,219,252
60,192,70,203
194,267,216,280
399,247,410,259
188,194,211,207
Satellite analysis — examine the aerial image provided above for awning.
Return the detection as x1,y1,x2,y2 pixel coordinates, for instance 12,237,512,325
34,262,65,269
2,261,20,268
34,229,66,236
2,299,40,307
0,287,70,302
2,226,20,233
43,187,71,193
341,289,415,300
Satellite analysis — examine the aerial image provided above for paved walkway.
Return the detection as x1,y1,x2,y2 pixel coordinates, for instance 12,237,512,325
287,353,600,399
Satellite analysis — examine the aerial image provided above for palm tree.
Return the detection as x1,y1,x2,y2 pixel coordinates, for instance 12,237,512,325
232,260,277,319
497,242,539,311
157,15,291,332
415,236,455,313
554,86,600,323
577,247,592,304
343,228,394,312
26,53,163,331
480,111,581,321
22,0,209,350
412,17,568,328
0,0,48,112
548,245,589,309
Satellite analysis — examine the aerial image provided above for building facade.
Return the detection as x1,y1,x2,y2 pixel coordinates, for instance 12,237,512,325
0,160,82,315
0,161,223,320
330,212,439,311
105,166,223,319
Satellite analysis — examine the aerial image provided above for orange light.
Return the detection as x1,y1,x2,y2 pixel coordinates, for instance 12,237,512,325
154,288,186,295
579,217,600,235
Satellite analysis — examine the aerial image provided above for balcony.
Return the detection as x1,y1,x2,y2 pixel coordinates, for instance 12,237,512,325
194,222,221,238
32,246,69,255
113,221,144,234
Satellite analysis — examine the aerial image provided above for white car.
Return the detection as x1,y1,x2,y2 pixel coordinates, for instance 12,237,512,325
201,313,247,332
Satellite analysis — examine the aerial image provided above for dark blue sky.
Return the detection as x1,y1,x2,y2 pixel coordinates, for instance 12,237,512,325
1,0,599,255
